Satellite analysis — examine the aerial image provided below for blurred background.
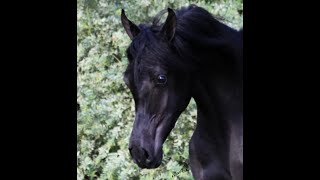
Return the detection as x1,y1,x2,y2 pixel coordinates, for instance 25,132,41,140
77,0,243,179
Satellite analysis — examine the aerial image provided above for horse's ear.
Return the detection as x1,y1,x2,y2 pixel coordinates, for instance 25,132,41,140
160,8,177,42
121,9,140,40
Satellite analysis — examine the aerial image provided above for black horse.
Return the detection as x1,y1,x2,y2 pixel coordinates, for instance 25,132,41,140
121,4,242,180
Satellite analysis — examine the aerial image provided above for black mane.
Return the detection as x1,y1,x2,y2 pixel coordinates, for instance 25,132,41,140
126,5,242,78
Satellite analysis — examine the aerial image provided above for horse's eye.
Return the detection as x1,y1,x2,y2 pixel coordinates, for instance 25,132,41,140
157,75,167,84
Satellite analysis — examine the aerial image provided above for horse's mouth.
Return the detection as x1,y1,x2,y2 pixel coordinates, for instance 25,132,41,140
134,158,162,169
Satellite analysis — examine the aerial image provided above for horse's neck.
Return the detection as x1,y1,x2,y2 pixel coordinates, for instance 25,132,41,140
191,69,242,136
188,72,236,171
190,31,243,129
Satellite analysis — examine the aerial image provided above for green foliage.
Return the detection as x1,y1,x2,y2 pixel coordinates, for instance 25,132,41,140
77,0,242,179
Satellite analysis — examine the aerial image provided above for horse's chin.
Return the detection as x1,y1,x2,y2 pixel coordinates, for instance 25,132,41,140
142,160,162,169
135,152,163,169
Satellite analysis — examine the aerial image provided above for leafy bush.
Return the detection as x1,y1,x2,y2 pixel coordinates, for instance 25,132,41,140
77,0,242,179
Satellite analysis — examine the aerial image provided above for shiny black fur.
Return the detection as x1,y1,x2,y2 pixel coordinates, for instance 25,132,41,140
121,4,243,180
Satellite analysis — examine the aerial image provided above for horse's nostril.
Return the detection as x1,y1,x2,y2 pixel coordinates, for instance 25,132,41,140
142,148,149,159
